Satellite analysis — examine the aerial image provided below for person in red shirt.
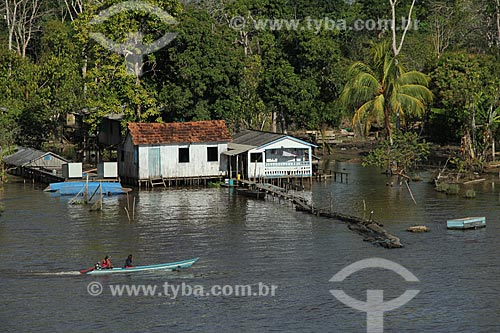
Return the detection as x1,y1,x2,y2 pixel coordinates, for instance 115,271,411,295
100,255,113,269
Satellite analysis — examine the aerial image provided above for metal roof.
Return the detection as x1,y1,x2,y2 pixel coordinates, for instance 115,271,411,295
231,130,317,149
232,130,286,147
222,143,255,156
3,147,67,167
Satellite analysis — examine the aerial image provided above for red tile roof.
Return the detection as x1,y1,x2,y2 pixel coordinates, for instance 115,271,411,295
128,120,232,145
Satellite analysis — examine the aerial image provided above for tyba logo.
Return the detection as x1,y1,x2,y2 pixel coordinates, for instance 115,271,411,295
89,1,178,76
329,258,419,333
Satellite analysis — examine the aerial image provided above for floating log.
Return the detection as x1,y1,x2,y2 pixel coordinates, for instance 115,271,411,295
406,225,430,233
463,178,485,185
293,199,402,248
242,180,402,248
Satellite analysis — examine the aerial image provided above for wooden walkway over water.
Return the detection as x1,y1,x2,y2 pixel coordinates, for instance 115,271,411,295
238,179,402,249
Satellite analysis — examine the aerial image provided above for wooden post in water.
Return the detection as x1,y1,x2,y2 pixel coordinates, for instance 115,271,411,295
84,175,89,204
99,181,103,210
124,207,131,222
329,192,333,212
132,196,136,221
236,155,239,183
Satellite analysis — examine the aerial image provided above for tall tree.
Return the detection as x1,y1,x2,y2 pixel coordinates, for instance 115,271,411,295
431,52,500,163
340,41,433,144
2,0,43,57
73,0,182,126
389,0,417,57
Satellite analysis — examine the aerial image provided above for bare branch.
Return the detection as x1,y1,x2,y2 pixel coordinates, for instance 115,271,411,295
3,0,42,57
390,0,417,57
62,0,83,22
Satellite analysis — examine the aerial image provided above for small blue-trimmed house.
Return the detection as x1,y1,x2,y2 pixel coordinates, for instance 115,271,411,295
223,130,317,180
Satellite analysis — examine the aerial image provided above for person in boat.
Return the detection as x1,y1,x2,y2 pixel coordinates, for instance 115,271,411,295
124,254,134,268
101,255,113,269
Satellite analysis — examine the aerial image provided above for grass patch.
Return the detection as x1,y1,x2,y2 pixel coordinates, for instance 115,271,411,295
464,189,476,199
435,182,449,192
208,181,222,188
412,175,423,182
445,184,460,195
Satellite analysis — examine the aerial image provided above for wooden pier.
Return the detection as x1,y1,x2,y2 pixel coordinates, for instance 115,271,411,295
333,171,349,183
237,179,402,249
316,169,349,183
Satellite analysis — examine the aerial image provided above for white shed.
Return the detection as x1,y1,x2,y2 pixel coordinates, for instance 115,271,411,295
119,120,232,186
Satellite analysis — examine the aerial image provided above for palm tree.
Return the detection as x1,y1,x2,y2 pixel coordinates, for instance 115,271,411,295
340,42,433,144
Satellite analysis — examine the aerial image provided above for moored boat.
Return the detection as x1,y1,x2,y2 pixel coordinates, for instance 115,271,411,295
236,187,265,200
44,182,129,196
447,217,486,230
80,258,199,275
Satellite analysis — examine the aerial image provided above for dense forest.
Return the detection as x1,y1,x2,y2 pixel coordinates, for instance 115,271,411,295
1,0,500,164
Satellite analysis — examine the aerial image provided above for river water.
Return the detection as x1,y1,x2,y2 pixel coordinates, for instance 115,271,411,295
1,162,499,332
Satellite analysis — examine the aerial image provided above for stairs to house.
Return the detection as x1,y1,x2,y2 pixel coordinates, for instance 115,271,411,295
149,176,166,188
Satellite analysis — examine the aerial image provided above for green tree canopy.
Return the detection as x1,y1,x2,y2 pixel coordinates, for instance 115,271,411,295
340,41,433,143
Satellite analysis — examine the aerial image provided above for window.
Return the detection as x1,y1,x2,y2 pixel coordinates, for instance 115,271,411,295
250,153,263,163
179,147,190,163
207,147,218,162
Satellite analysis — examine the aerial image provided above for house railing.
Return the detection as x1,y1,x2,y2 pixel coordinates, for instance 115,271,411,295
265,161,310,167
263,163,312,178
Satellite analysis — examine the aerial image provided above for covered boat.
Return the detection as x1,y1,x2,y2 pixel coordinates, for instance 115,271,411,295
44,182,129,196
80,258,199,275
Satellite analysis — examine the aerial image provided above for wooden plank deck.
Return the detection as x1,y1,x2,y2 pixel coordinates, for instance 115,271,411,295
237,179,402,248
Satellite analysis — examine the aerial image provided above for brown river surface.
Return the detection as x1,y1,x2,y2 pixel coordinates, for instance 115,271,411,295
1,162,499,332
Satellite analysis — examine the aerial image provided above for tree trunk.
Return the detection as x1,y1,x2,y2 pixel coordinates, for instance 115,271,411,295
496,0,500,48
135,70,142,120
384,106,393,145
493,138,496,162
390,0,417,57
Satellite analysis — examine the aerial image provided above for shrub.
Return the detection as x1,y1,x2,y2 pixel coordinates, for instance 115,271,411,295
412,175,423,182
464,189,476,199
445,184,460,195
435,182,449,192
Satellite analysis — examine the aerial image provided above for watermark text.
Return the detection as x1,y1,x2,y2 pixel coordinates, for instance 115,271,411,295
230,16,419,33
87,281,278,298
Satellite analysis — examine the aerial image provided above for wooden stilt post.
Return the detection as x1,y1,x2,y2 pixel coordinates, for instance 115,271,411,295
132,196,136,221
100,181,103,210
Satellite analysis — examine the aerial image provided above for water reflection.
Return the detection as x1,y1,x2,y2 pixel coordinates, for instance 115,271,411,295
0,166,499,332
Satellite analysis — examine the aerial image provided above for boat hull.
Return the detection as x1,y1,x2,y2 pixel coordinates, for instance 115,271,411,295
236,188,265,200
447,217,486,230
82,258,199,275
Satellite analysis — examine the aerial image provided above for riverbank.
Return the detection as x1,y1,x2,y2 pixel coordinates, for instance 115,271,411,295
324,140,461,166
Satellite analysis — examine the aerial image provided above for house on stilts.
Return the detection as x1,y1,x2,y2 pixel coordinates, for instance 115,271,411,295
2,147,68,183
119,120,232,187
223,130,317,182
